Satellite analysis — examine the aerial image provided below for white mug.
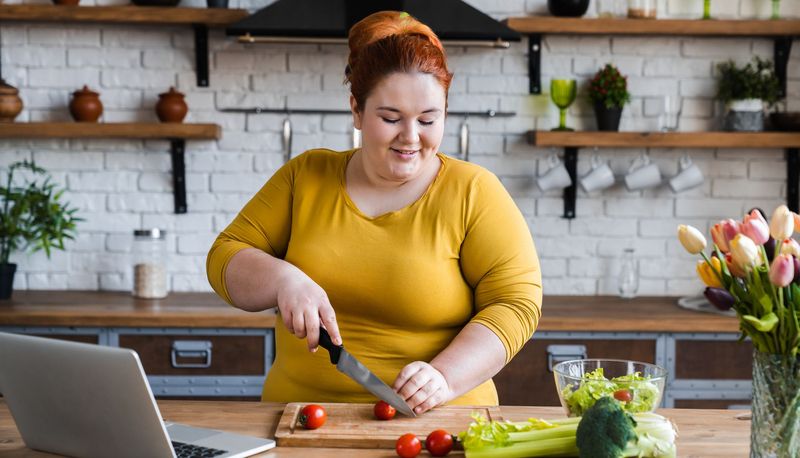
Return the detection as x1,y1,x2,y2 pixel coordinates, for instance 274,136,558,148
580,154,615,193
624,153,662,191
669,155,704,193
537,153,572,191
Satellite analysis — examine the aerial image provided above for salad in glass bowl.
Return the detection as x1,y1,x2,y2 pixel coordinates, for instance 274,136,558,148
552,359,667,416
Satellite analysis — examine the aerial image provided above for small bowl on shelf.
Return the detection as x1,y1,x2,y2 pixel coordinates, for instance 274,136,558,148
769,112,800,132
552,359,667,417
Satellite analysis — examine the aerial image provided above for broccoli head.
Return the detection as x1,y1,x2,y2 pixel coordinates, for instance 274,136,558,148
576,396,637,458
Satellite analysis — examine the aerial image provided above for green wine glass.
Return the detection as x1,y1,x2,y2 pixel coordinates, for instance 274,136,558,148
702,0,711,19
551,79,577,131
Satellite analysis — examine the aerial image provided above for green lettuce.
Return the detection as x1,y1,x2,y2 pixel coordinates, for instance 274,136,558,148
561,368,661,416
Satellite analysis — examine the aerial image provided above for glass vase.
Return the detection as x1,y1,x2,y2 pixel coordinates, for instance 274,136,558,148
750,349,800,457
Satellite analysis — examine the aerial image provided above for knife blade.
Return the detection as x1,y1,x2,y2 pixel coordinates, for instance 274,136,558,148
318,328,416,417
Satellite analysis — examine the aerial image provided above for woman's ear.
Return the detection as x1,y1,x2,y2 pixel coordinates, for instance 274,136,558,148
350,95,362,130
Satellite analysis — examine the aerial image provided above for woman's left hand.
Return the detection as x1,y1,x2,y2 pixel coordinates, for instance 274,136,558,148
392,361,454,415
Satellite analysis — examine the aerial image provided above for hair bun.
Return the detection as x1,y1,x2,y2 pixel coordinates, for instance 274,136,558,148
347,11,443,77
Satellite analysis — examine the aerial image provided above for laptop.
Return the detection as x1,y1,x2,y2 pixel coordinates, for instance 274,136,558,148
0,332,276,458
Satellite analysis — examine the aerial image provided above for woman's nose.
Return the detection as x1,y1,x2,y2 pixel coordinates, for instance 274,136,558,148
399,120,420,144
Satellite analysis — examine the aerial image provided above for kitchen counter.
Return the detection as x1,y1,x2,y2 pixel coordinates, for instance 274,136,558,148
0,400,749,457
0,291,738,332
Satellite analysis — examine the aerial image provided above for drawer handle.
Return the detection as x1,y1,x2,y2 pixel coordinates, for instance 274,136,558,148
171,340,213,368
547,344,587,372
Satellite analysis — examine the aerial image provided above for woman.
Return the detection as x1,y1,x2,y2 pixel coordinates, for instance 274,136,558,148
207,11,541,414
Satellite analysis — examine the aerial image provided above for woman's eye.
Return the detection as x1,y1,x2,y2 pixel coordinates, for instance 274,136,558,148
381,118,400,124
419,120,434,126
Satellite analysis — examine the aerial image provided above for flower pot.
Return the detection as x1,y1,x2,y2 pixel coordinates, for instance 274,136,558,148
206,0,228,8
52,0,81,5
0,263,16,300
594,102,623,131
0,80,23,122
750,349,800,457
69,86,103,123
547,0,590,17
724,98,764,132
156,87,188,123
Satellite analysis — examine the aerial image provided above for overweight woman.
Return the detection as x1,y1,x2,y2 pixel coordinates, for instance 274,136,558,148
207,11,542,415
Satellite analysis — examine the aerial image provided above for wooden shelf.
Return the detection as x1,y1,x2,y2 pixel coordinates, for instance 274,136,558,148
0,122,220,140
505,16,800,36
0,5,248,26
528,131,800,148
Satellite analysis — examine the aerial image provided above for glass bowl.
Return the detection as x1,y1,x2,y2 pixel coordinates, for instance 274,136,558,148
552,359,667,417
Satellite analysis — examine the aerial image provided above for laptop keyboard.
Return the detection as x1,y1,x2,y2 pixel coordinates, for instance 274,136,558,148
171,441,228,458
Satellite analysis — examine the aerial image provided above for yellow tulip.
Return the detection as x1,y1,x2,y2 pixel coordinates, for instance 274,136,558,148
770,205,794,241
730,234,762,272
696,258,722,288
677,224,706,254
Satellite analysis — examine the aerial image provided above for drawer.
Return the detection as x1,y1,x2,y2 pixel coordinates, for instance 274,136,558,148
674,399,750,409
494,338,657,406
674,339,752,380
32,334,99,345
118,335,266,376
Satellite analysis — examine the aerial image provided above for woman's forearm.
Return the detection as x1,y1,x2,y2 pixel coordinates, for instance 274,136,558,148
224,247,292,312
430,323,508,400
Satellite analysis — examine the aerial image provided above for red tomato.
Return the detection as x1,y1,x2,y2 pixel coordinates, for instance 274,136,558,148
613,389,633,402
374,400,397,420
425,429,454,456
298,404,326,430
395,433,421,458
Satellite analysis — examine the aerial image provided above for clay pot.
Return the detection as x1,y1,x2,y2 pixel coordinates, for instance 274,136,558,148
156,87,188,123
69,86,103,123
0,80,23,123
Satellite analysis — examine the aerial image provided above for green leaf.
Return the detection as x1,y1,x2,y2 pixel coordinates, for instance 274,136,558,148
743,313,779,332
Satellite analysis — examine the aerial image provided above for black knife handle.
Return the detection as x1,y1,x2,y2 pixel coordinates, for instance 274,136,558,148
318,328,342,365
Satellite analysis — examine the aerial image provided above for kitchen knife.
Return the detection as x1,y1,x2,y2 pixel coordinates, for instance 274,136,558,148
318,328,416,417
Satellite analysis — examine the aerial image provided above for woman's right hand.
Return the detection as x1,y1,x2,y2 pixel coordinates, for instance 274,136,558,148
275,265,342,352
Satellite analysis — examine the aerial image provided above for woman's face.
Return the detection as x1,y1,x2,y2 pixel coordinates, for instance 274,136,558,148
351,72,446,184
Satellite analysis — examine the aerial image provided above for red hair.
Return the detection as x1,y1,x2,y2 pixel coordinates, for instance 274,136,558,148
345,11,453,111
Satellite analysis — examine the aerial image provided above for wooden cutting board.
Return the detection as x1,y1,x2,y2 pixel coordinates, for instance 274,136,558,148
274,402,503,449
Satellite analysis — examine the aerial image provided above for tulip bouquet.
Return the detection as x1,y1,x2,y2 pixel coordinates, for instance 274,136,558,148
678,205,800,357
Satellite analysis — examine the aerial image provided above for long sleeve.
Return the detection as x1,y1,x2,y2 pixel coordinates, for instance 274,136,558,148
459,172,542,364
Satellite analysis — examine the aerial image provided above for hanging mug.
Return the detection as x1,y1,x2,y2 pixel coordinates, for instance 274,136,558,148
624,152,661,191
537,153,572,191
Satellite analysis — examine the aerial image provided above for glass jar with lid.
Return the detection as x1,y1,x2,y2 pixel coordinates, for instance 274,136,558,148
132,228,168,299
627,0,657,18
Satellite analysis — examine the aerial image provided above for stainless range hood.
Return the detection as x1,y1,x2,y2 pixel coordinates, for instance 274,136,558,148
227,0,521,48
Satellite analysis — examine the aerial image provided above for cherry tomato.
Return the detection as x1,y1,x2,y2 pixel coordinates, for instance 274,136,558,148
395,433,421,458
613,389,633,402
298,404,326,430
374,400,397,420
425,429,454,456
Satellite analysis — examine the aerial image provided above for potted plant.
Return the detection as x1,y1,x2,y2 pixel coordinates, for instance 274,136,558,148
716,57,780,132
0,160,81,300
588,63,631,131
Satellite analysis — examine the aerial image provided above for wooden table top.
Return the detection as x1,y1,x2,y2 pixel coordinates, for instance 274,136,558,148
0,291,739,333
0,400,750,457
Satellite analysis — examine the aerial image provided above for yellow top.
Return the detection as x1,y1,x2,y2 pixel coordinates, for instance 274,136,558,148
207,149,542,405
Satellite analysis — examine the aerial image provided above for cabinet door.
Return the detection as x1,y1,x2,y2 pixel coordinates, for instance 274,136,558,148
31,334,99,345
674,339,752,380
674,399,750,409
118,335,266,376
494,338,657,406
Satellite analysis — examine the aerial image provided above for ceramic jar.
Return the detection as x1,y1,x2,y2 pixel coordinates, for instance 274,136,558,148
156,87,188,123
0,80,23,123
69,86,103,122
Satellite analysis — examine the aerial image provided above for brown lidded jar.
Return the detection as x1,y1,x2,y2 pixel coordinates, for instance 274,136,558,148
155,87,188,123
69,85,103,122
0,79,23,123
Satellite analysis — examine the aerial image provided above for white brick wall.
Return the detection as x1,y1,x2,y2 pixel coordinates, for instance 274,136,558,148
1,0,797,297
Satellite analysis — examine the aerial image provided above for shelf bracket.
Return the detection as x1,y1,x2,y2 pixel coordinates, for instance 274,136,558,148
563,147,578,219
774,37,793,99
170,139,188,214
528,34,542,94
193,24,210,88
787,148,799,213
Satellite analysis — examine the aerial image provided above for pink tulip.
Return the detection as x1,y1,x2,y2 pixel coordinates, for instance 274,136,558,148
710,219,740,252
769,254,794,287
741,209,770,245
